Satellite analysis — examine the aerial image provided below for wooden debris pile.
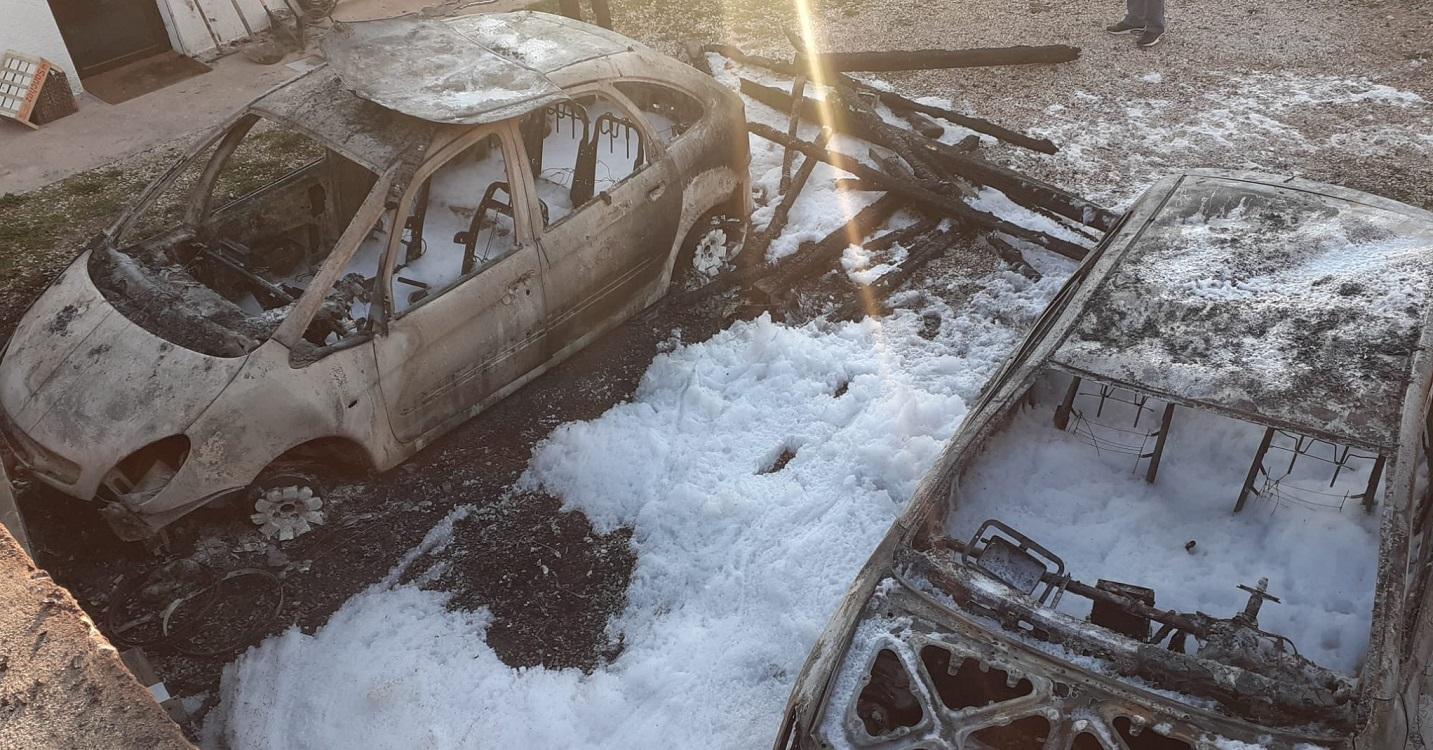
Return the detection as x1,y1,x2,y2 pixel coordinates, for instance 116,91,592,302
691,36,1118,321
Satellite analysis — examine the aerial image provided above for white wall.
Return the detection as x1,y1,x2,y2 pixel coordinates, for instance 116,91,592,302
1,0,84,92
0,0,271,100
156,0,271,60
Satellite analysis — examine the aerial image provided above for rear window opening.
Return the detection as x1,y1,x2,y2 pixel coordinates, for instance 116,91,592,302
940,368,1383,676
612,80,704,146
91,113,381,357
520,93,648,227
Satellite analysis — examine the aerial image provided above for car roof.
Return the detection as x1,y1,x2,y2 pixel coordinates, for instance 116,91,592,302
248,67,434,172
318,11,646,126
1050,171,1433,450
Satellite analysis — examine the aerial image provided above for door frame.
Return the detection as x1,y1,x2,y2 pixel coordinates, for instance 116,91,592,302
376,121,541,321
47,0,174,78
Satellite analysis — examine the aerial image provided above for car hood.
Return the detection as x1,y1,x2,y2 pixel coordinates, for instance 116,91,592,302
0,251,246,468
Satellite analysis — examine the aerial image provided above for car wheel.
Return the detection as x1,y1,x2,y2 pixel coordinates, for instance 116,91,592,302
674,211,747,292
249,472,325,541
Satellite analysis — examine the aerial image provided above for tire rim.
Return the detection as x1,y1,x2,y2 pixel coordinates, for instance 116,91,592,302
251,485,325,541
691,224,738,283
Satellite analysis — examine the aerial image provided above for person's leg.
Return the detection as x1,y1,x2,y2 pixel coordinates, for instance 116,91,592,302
1108,0,1146,33
1143,0,1166,33
1122,0,1147,27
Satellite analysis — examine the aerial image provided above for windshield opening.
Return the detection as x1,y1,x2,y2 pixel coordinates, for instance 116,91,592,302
90,113,385,357
930,368,1382,680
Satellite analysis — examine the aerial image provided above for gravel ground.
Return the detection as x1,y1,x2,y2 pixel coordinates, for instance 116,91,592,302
816,0,1433,208
8,0,1433,739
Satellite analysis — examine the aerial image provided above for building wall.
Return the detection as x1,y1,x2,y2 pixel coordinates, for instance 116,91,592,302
1,0,272,101
1,0,85,92
157,0,271,60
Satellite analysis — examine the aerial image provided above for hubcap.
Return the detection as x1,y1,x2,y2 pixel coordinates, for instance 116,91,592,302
692,226,735,282
251,485,325,541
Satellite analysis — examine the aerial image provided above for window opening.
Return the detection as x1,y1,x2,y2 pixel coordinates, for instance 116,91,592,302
612,81,704,146
94,114,380,356
392,133,517,314
521,93,647,227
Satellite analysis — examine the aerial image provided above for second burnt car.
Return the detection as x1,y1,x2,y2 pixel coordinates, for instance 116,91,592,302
0,12,748,540
775,171,1433,749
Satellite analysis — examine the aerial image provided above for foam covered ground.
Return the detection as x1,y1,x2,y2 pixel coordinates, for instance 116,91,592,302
208,262,1071,748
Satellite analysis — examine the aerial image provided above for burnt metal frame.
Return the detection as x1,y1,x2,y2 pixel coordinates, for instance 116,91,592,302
1235,428,1386,514
1052,375,1176,484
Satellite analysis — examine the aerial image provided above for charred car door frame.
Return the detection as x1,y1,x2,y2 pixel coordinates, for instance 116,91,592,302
522,82,683,360
371,122,548,444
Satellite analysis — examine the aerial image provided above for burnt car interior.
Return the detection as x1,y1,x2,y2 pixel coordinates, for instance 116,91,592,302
92,114,381,357
384,132,518,315
849,367,1394,743
520,92,649,227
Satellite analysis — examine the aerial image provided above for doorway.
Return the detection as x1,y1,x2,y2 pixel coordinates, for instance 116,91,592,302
47,0,174,78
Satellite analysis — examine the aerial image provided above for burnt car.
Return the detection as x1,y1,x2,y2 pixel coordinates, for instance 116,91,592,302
0,12,748,540
775,171,1433,749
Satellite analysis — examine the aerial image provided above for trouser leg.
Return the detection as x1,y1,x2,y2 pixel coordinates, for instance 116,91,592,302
1143,0,1166,33
1122,0,1147,27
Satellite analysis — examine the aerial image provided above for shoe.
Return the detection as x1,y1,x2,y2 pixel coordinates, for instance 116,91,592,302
1137,30,1164,47
1106,20,1144,34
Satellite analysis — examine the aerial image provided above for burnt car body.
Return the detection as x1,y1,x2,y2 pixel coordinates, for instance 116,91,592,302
0,12,749,540
776,171,1433,749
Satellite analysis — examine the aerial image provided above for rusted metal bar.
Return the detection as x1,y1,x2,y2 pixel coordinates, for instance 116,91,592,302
903,549,1355,731
797,45,1081,73
748,129,833,261
748,123,1087,259
1235,427,1277,513
1144,403,1177,483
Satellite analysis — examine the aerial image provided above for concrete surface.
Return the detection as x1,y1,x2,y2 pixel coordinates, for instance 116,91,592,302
0,52,296,195
0,527,193,750
0,0,537,196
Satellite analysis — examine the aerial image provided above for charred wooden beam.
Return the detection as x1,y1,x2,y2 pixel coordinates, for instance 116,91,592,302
740,78,1110,232
748,129,833,261
750,193,906,304
701,43,796,76
830,81,947,181
847,79,1057,154
710,41,1058,154
798,45,1081,73
985,234,1042,281
779,76,808,191
748,122,1088,259
900,109,945,139
682,42,712,76
833,177,882,192
833,226,966,321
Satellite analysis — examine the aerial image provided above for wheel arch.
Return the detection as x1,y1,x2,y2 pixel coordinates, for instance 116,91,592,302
660,165,748,291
